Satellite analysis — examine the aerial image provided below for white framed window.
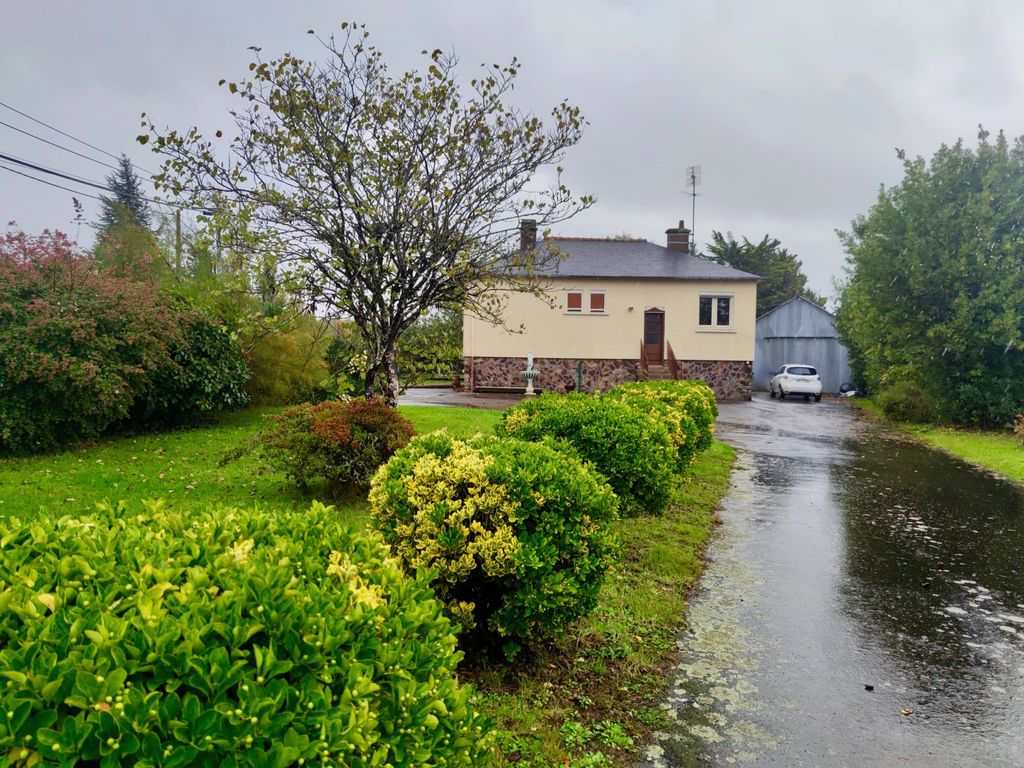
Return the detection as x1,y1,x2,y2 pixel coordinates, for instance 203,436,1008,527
566,290,583,313
589,290,606,313
699,294,733,328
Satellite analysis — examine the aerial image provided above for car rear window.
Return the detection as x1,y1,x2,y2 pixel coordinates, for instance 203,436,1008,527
786,366,817,376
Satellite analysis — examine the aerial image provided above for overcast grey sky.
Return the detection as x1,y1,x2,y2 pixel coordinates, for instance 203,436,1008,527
3,1,1023,300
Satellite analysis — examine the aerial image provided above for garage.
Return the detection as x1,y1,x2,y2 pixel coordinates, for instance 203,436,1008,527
753,296,852,394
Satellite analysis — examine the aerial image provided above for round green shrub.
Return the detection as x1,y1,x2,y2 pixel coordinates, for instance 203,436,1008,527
876,379,938,423
613,381,718,453
496,393,675,517
369,432,620,659
603,388,700,470
0,500,490,767
244,398,415,495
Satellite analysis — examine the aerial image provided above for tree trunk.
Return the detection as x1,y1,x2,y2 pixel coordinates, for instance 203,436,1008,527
381,344,401,407
363,365,377,400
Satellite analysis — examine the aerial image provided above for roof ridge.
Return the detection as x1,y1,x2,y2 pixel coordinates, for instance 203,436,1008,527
548,236,649,243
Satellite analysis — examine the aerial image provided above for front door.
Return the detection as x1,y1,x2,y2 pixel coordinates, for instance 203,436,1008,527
644,309,664,364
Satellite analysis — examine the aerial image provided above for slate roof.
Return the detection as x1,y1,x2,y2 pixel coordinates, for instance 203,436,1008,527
535,237,760,281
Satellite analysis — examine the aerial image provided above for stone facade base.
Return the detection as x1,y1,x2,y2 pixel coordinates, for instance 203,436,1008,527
465,356,638,394
465,357,753,400
676,360,752,401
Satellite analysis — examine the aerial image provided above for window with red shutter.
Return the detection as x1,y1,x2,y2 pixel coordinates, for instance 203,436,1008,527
590,292,605,312
566,291,582,312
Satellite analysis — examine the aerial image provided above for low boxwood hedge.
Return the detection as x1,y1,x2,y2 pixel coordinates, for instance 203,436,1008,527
0,501,490,767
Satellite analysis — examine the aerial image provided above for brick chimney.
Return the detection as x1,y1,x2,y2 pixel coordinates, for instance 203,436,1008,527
665,220,691,253
520,219,538,252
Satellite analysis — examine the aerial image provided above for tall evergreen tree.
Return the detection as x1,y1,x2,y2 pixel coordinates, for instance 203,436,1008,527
705,231,825,316
96,154,150,232
836,129,1024,426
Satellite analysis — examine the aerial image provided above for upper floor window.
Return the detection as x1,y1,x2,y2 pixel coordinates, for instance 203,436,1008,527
565,289,606,314
699,295,732,327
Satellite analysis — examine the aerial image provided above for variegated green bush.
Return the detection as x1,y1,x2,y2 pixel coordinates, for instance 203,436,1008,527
612,380,718,453
0,501,490,767
496,393,676,517
369,432,619,659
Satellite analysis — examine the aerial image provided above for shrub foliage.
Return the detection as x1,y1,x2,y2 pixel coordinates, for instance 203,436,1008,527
0,501,491,766
0,229,249,455
246,398,415,494
370,432,619,658
496,393,675,517
611,381,718,454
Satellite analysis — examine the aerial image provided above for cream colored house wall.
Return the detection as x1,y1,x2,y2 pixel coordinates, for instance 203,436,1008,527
463,278,757,361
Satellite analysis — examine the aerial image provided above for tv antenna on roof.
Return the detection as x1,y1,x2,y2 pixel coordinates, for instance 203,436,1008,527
685,164,701,252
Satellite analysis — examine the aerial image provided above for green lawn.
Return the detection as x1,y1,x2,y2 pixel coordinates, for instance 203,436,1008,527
0,403,731,768
851,399,1024,483
0,405,502,521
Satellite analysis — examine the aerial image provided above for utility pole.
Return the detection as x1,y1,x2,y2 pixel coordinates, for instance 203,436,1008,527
174,209,182,274
685,164,701,253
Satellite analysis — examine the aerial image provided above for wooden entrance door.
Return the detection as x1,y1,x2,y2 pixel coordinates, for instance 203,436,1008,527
644,309,664,364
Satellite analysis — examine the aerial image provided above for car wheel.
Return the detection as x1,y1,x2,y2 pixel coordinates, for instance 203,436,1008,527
779,389,786,400
804,394,810,402
814,394,822,403
770,387,776,399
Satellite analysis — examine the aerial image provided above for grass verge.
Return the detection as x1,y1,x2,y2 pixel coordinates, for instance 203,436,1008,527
470,440,736,768
849,398,1024,483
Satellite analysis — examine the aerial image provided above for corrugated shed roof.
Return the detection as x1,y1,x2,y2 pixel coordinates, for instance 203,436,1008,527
533,237,760,282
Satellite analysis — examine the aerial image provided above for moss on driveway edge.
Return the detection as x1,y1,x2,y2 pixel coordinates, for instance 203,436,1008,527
470,439,736,768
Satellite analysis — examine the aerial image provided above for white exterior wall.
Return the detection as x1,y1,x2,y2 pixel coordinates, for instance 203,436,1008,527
463,278,757,362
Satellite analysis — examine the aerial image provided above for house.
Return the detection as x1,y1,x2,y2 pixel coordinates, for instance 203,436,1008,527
753,296,852,394
463,219,759,400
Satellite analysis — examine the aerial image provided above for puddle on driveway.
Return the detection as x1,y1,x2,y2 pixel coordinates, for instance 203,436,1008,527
640,395,1024,767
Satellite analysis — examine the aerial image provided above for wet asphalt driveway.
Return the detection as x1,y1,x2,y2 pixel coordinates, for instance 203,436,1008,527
642,394,1024,767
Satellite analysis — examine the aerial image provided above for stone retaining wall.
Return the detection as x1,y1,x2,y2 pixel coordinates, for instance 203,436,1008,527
676,360,753,401
465,356,753,400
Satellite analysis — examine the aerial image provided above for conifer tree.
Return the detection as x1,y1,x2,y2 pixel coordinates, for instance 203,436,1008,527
96,154,150,232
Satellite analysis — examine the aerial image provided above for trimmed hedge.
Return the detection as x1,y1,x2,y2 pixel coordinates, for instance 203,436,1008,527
603,388,700,470
370,432,620,659
496,393,675,517
612,381,718,453
242,398,415,495
0,501,491,767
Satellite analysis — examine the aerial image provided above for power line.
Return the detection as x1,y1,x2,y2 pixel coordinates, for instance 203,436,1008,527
0,100,158,176
0,151,203,212
0,119,121,174
0,163,105,202
0,151,110,191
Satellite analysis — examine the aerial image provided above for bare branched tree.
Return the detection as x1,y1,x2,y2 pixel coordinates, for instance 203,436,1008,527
139,23,593,403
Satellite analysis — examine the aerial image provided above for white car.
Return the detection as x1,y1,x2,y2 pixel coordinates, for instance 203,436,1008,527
770,364,823,402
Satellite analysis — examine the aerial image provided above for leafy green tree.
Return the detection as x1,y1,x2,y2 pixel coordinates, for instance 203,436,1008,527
96,154,150,232
705,231,825,316
140,24,593,405
835,128,1024,426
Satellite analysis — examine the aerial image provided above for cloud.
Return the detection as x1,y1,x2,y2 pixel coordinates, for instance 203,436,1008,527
3,0,1023,297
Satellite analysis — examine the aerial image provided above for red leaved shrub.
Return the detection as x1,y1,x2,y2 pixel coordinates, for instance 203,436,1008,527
240,398,415,495
0,229,183,454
